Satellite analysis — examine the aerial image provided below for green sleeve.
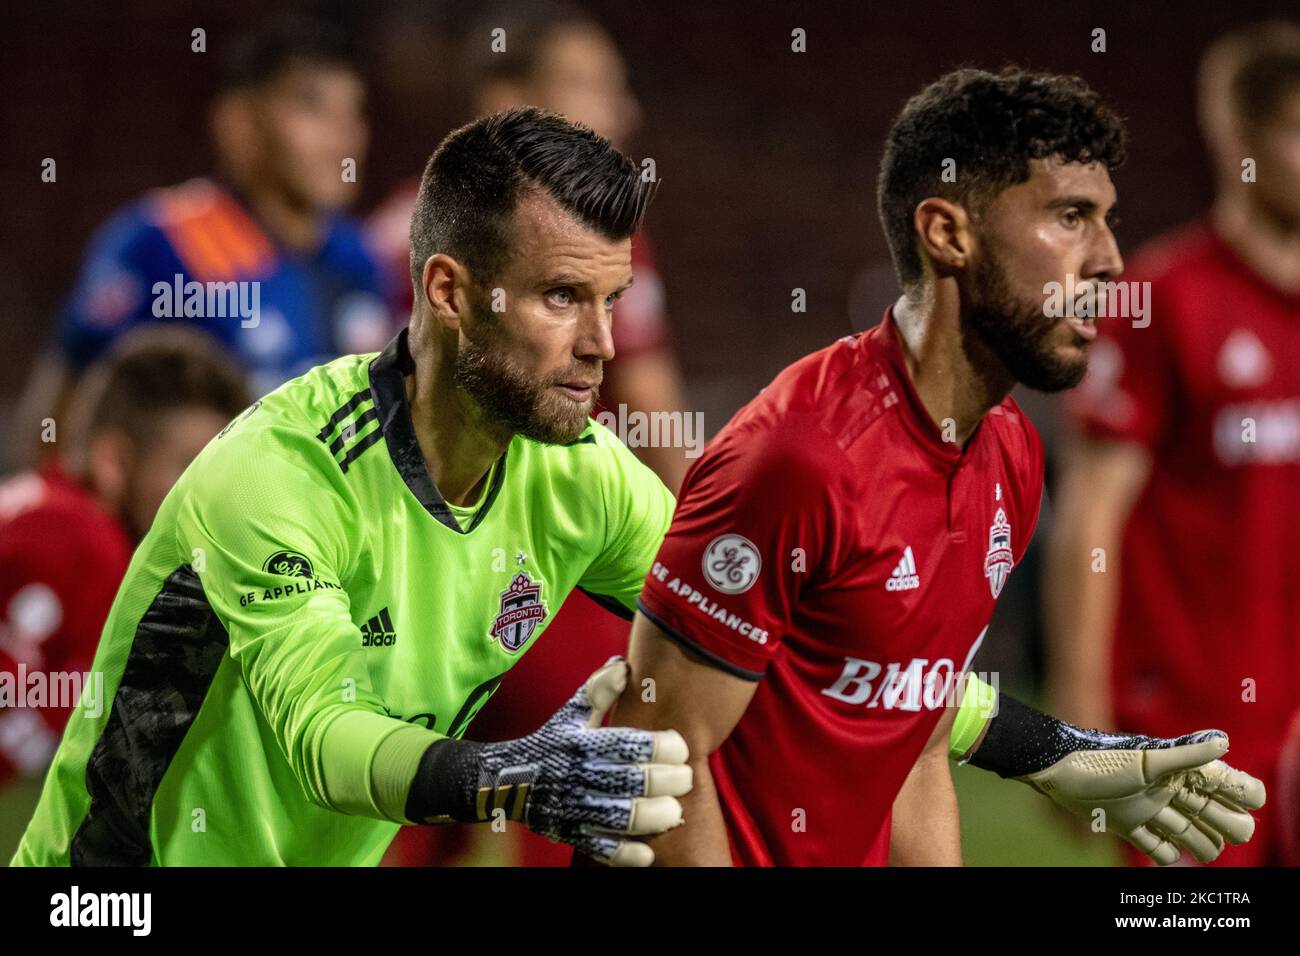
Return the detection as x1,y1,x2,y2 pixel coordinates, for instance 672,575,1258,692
577,425,676,616
175,422,440,822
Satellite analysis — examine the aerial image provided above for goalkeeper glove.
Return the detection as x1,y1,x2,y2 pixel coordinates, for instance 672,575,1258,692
956,683,1267,866
1017,728,1265,865
406,656,691,866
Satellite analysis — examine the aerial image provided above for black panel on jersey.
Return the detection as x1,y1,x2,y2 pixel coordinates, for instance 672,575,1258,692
71,565,228,866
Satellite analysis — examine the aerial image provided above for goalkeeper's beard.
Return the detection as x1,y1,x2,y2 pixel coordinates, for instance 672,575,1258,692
453,297,599,445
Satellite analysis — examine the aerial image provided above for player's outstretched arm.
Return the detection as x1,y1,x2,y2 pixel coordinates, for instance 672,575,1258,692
606,611,760,866
404,657,691,867
951,680,1266,865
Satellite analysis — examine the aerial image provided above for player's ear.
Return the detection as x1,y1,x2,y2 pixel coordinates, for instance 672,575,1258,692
913,197,973,279
421,254,471,332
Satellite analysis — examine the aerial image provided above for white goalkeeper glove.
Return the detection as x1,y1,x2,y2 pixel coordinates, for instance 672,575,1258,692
1017,729,1266,865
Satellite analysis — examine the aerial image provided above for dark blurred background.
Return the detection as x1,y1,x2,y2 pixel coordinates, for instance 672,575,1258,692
2,0,1287,428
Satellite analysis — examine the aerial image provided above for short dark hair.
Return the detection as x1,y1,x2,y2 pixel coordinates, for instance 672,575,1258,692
877,67,1127,289
65,327,251,472
1233,50,1300,133
217,14,357,94
408,106,655,293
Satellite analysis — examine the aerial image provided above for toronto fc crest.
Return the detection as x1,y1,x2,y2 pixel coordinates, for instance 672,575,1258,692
983,508,1014,599
490,572,548,652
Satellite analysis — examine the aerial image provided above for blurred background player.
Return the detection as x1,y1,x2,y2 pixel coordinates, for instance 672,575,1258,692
16,15,390,469
371,2,691,866
0,328,248,856
1049,21,1300,867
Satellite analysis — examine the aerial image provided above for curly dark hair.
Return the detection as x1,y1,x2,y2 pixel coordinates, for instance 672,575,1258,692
877,67,1127,289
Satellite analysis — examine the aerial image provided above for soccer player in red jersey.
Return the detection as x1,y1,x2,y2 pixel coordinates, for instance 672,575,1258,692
0,330,247,791
1051,26,1300,866
608,68,1266,867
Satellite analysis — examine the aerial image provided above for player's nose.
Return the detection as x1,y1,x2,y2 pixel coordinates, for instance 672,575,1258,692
575,304,616,363
1087,225,1124,282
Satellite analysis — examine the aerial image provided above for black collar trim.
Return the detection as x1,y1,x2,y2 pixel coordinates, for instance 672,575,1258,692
368,328,508,533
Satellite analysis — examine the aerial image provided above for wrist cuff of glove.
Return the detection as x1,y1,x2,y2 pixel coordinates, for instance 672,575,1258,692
967,694,1082,779
405,738,486,824
949,675,998,763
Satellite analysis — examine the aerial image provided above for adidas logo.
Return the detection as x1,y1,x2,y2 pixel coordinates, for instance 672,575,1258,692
361,607,397,647
318,388,381,474
886,547,920,592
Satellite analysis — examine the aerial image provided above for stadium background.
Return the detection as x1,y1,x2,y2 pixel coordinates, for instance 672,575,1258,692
0,0,1290,865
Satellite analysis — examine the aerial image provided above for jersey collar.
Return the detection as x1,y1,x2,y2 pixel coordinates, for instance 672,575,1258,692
871,307,976,466
368,328,509,533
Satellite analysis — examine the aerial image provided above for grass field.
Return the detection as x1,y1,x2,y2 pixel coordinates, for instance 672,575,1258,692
954,760,1121,866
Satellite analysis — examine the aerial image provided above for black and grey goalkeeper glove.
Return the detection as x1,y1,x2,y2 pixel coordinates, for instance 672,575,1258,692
407,657,691,866
968,694,1266,865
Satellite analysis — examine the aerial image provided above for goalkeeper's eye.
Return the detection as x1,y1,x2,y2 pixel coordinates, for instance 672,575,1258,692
546,288,574,308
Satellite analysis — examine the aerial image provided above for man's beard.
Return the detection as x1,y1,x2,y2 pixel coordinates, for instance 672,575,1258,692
453,298,599,445
962,249,1089,393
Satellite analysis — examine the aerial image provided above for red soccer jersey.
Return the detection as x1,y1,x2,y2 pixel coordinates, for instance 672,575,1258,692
1069,221,1300,864
0,461,132,787
638,309,1044,866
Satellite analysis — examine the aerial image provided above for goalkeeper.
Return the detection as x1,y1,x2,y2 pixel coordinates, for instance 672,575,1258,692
13,108,689,867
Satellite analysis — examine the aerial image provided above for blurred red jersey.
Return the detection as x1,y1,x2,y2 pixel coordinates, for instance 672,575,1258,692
0,461,132,787
1069,222,1300,865
638,309,1044,865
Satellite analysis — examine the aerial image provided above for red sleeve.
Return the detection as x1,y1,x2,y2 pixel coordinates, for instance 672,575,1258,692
637,418,837,679
0,504,131,782
1067,274,1178,450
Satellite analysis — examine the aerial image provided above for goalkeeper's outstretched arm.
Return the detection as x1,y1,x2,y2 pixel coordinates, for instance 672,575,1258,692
950,676,1267,864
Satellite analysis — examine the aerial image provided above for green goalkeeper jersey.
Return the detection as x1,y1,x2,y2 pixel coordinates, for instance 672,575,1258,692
12,328,674,866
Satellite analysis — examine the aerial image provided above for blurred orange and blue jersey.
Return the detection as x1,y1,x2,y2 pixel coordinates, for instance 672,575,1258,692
58,178,393,395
